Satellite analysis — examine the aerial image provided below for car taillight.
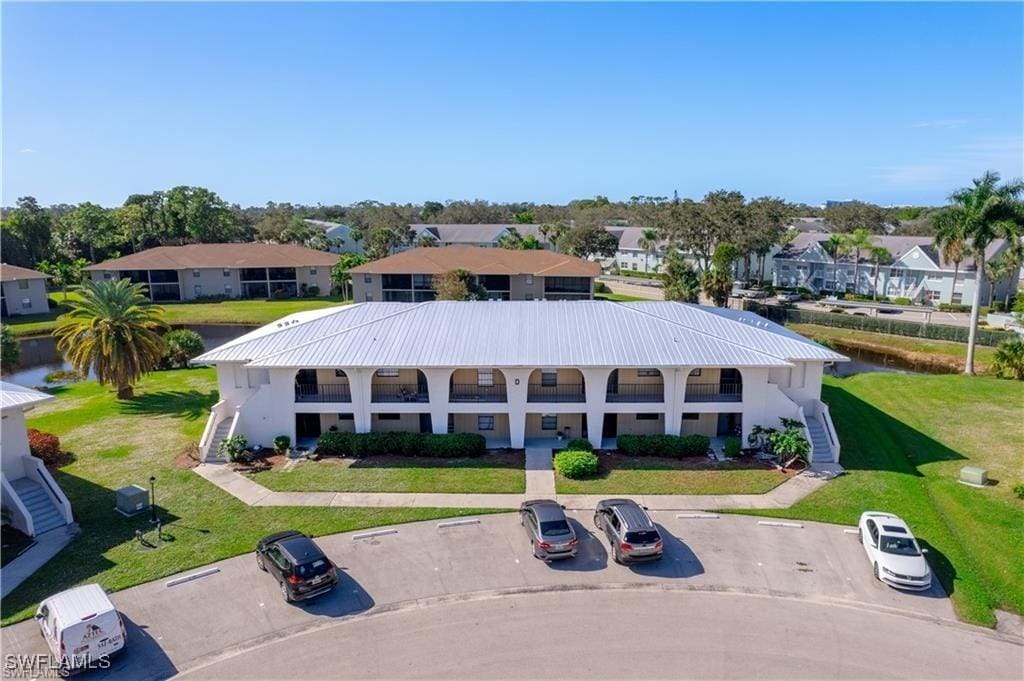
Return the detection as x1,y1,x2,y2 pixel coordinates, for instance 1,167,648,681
287,574,301,584
654,540,664,550
537,541,552,550
568,539,579,547
620,542,633,552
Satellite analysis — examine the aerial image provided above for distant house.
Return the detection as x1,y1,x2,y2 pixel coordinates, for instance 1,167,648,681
85,243,338,301
404,224,551,250
773,233,1017,305
1,382,73,538
0,264,51,317
349,246,600,301
303,220,364,255
607,227,666,274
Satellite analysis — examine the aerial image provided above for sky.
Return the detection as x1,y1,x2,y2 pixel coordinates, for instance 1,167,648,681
3,2,1022,208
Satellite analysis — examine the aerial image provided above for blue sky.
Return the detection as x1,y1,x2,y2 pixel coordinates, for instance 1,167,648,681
3,2,1022,207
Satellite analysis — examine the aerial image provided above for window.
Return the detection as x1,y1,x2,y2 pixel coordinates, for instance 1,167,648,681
636,368,660,377
541,370,557,387
951,292,963,304
890,268,904,278
338,413,354,420
636,413,659,420
447,414,455,433
334,369,347,378
20,298,31,309
310,267,317,275
525,274,533,285
376,368,400,377
477,369,494,387
224,285,232,295
377,413,401,421
478,415,495,431
682,413,699,420
632,263,638,271
365,293,373,301
17,279,29,290
364,274,373,284
193,269,201,278
541,414,557,430
689,368,702,377
103,272,113,279
223,268,231,277
194,285,202,296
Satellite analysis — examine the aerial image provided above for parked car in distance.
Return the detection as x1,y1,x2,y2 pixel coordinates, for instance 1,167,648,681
519,499,579,560
776,291,803,303
256,531,338,602
593,498,664,564
36,583,126,674
858,512,932,591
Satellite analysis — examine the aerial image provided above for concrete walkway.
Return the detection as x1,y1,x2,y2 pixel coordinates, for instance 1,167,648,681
194,461,840,511
0,523,79,598
524,447,556,498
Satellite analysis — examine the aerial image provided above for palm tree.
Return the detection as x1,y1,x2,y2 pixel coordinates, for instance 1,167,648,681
637,228,660,273
415,234,437,248
933,211,967,307
869,246,891,300
933,171,1024,375
823,234,848,293
845,228,874,297
54,279,167,399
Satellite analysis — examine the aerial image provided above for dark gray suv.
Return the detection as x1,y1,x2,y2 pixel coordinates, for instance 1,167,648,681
519,499,578,560
593,498,664,564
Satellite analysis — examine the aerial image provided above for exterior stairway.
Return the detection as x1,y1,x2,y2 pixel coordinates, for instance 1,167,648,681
805,415,834,464
9,477,67,535
205,418,233,463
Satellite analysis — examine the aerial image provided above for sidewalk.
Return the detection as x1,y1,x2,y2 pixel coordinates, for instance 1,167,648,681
194,457,840,511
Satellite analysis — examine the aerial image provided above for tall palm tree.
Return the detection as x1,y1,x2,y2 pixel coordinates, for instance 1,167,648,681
637,228,660,273
933,171,1024,375
823,234,848,293
845,228,874,297
869,246,891,300
933,211,967,307
54,279,167,399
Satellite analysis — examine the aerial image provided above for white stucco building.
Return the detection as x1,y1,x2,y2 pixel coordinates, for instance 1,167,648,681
194,301,846,464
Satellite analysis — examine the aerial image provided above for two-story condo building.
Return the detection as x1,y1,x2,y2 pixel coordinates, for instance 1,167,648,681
349,246,600,301
85,243,338,301
193,301,847,464
1,264,51,316
773,233,1017,306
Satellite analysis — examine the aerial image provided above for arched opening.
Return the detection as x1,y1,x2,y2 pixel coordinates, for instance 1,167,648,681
449,368,508,403
526,368,585,403
684,368,742,403
294,368,351,402
370,368,429,402
606,368,664,402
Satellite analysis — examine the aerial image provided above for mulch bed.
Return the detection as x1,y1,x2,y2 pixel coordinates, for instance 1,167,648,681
592,452,790,475
249,449,526,472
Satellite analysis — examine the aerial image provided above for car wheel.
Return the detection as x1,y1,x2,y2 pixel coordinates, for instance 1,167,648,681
531,541,541,560
593,513,602,530
256,552,266,571
873,563,880,581
280,581,293,602
610,541,621,564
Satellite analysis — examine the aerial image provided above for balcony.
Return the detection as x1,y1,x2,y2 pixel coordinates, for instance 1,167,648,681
685,382,742,403
295,383,351,403
449,384,508,403
527,384,585,403
372,384,429,403
606,384,665,403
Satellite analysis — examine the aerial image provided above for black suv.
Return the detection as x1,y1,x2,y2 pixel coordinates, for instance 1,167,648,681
593,499,664,564
256,531,338,602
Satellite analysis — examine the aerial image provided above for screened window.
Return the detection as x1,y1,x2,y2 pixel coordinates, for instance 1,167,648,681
223,268,231,277
477,369,494,387
541,414,557,430
376,368,400,377
636,413,660,420
377,413,401,421
682,413,699,421
478,415,495,431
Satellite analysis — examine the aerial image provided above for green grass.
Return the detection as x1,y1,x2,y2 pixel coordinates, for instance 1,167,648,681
4,295,350,337
250,454,526,493
0,369,492,626
556,456,788,495
746,373,1024,627
595,292,651,302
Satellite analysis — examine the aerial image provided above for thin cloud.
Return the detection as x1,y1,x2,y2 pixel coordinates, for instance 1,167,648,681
911,119,968,130
17,148,35,154
875,135,1023,190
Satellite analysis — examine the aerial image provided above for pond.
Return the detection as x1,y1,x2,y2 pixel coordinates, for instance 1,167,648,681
825,343,958,376
6,324,256,387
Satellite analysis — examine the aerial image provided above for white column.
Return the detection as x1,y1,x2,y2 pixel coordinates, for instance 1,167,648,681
348,368,373,434
663,368,681,436
423,369,451,435
581,368,612,449
738,367,770,443
504,369,531,448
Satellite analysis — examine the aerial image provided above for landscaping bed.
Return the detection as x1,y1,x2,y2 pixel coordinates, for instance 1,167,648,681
247,450,526,494
555,453,789,495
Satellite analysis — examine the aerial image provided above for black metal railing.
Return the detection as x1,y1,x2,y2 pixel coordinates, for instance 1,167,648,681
685,382,742,402
606,384,665,402
295,383,351,403
372,384,429,403
449,384,508,403
527,384,585,403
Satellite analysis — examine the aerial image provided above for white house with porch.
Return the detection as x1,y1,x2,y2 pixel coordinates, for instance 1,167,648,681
193,301,846,464
1,382,74,537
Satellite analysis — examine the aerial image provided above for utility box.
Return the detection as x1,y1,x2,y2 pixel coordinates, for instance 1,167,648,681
115,484,150,516
959,466,988,487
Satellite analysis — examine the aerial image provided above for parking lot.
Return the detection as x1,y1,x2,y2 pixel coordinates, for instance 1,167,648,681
3,512,1011,680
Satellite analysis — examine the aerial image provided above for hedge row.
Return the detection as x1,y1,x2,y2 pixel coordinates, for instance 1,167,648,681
617,434,710,458
316,431,486,458
746,302,1016,347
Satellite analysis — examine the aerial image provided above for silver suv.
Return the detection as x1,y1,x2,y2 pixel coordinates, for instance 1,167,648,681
593,499,664,564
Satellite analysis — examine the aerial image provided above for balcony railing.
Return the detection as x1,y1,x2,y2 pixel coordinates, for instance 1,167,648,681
295,383,352,403
372,384,429,403
685,382,742,403
606,384,665,403
449,384,508,403
527,384,585,403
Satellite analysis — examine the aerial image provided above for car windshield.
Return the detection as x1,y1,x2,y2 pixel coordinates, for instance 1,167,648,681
540,520,571,537
879,535,919,556
625,530,660,545
294,558,331,579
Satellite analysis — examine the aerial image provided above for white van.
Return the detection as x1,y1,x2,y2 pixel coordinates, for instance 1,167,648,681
36,584,126,673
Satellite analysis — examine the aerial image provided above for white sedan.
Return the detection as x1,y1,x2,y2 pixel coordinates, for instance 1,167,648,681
858,512,932,591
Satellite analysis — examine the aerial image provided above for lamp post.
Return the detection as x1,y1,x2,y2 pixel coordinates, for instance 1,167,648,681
149,475,157,524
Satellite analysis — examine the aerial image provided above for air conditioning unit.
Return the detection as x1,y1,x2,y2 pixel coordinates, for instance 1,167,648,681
959,466,988,488
115,484,150,516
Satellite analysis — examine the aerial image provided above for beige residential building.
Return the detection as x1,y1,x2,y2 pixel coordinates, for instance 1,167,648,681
0,264,51,317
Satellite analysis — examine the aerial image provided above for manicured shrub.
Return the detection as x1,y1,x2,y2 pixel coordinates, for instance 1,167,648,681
553,450,599,479
889,297,913,306
161,329,205,369
565,437,593,452
27,429,63,466
274,435,291,455
723,437,742,458
306,285,321,297
218,434,248,462
314,431,486,458
617,434,710,458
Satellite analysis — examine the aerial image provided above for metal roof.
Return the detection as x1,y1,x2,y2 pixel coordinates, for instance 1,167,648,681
1,381,54,411
195,301,846,369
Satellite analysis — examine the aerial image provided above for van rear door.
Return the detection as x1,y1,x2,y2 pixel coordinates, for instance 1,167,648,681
62,611,125,668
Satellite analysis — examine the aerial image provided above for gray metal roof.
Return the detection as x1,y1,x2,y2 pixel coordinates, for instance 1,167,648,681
195,301,846,369
1,381,54,411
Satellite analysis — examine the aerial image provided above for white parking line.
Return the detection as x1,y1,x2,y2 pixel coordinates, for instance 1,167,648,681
437,518,481,529
843,529,859,534
677,513,719,519
758,521,803,529
166,567,220,588
352,529,399,540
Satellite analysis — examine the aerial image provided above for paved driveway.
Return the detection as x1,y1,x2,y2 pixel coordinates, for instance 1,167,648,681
2,513,1015,680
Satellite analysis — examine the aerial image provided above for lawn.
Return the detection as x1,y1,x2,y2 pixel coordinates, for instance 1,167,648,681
0,368,491,626
789,323,999,374
748,373,1024,627
556,455,788,495
5,294,350,337
595,292,651,303
249,453,526,494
